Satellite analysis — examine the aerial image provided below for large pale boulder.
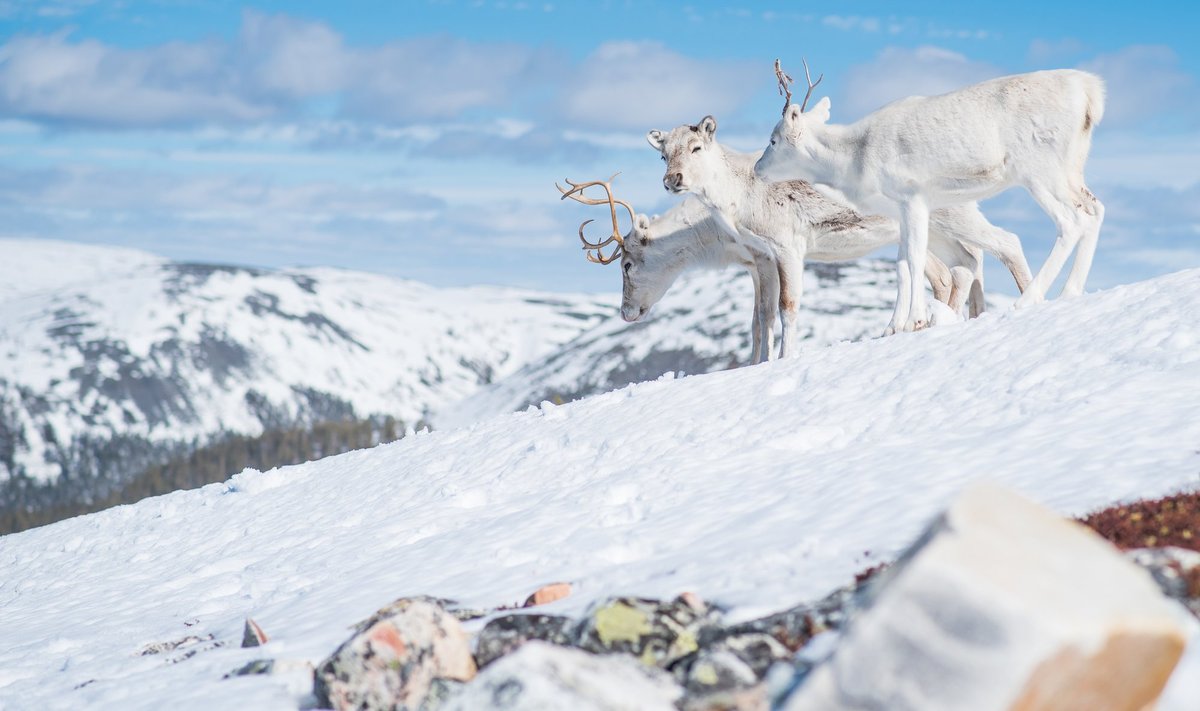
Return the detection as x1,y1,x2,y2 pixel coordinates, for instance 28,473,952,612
443,640,682,711
314,599,477,711
784,483,1188,711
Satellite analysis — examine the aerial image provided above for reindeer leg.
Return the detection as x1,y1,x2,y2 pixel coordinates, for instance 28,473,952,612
1061,186,1104,297
747,263,763,365
774,244,805,359
1017,180,1087,307
887,197,930,334
753,249,780,363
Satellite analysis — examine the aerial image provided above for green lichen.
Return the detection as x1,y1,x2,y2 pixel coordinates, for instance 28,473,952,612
593,602,651,646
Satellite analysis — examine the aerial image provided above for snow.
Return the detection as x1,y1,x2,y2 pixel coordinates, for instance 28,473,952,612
1,268,1199,709
439,259,976,429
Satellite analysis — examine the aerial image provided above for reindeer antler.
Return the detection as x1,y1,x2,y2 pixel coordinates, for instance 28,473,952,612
555,173,636,265
799,58,823,112
774,58,793,116
775,58,823,114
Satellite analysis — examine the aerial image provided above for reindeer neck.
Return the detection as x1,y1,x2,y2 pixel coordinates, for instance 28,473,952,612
700,142,767,216
803,123,858,185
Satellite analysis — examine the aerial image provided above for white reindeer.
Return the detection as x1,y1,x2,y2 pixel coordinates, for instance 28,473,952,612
756,60,1104,334
557,177,782,364
646,116,1032,357
557,176,974,364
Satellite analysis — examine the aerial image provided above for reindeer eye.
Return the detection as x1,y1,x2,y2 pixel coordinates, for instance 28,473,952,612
660,155,666,162
770,139,777,146
623,262,632,273
691,146,701,153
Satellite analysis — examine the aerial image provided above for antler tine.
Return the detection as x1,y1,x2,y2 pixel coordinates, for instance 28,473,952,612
577,218,619,251
557,172,622,205
585,243,622,264
555,173,636,265
774,58,793,116
799,57,824,112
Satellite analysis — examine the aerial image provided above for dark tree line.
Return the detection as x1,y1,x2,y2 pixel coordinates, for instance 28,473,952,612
0,416,415,536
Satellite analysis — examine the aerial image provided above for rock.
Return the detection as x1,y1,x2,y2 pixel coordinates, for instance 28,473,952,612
315,599,477,711
782,483,1189,711
442,641,682,711
707,633,793,679
683,648,757,693
242,618,269,648
1127,546,1200,618
226,659,275,677
700,581,864,661
352,595,461,633
523,582,572,608
419,678,465,710
474,613,574,668
574,595,717,669
680,684,770,711
224,658,317,698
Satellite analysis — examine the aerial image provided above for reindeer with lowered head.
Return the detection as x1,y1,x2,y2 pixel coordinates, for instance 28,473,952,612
756,59,1103,334
646,105,1032,357
557,174,975,364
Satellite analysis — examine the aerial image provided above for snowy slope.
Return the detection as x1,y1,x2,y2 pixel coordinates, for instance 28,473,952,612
0,240,614,492
441,259,979,428
1,269,1199,710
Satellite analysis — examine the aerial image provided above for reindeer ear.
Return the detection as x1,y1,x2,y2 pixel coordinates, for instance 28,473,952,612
810,96,831,123
635,214,651,231
786,104,802,124
699,115,717,139
646,129,665,151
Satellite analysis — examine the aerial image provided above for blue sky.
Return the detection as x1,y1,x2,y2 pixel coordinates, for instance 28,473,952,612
1,1,1198,294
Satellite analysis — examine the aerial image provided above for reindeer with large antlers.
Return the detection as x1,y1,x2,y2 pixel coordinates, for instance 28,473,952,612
647,115,1032,357
757,59,1102,334
558,174,782,363
557,173,969,364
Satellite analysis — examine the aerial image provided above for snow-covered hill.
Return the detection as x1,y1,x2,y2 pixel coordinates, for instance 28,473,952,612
440,260,946,428
0,239,614,493
1,268,1197,709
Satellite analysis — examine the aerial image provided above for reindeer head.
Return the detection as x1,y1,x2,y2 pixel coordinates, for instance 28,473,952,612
557,176,667,322
755,58,830,181
646,115,721,195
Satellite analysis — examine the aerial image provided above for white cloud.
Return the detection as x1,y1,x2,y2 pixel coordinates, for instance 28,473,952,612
1078,45,1197,128
0,12,558,128
839,46,1002,119
556,41,759,130
0,30,274,126
822,15,880,33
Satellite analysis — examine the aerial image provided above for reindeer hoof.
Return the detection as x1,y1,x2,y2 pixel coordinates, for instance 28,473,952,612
1013,291,1045,310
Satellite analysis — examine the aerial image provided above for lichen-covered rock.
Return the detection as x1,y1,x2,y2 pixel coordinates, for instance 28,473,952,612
473,613,574,668
350,593,472,634
443,641,681,711
419,678,465,710
707,633,793,680
574,595,718,669
680,684,770,711
782,484,1188,711
1127,547,1200,618
700,580,864,661
315,599,477,711
683,648,757,693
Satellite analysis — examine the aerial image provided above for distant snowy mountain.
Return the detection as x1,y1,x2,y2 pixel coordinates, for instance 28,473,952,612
0,239,614,510
440,260,926,428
